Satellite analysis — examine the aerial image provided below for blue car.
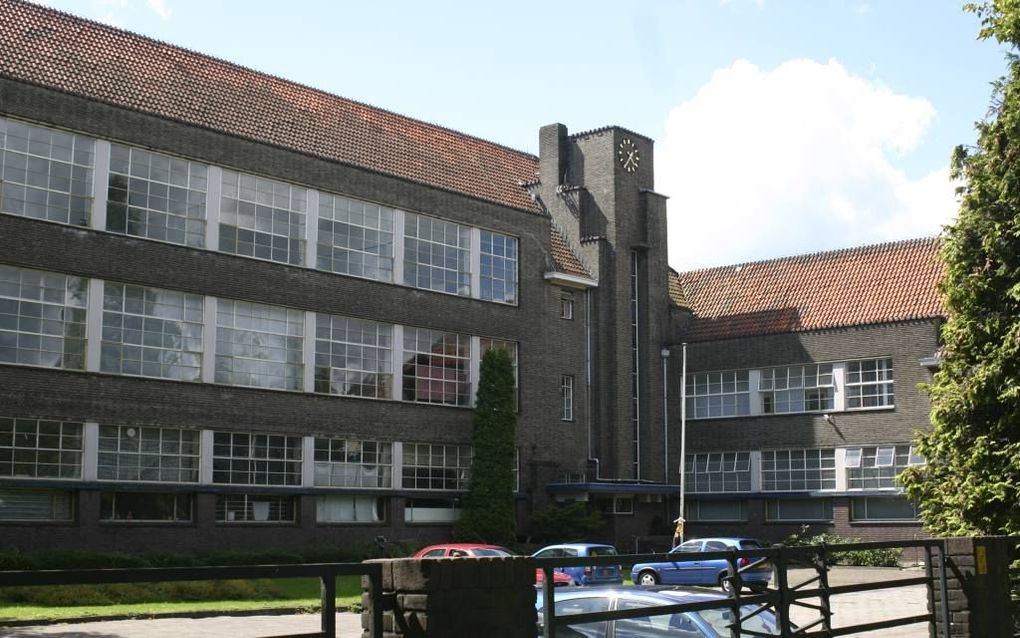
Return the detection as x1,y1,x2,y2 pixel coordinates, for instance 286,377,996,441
536,585,785,636
630,537,771,592
532,543,624,586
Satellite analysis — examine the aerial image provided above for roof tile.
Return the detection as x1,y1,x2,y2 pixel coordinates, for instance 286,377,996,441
674,237,944,341
0,0,540,213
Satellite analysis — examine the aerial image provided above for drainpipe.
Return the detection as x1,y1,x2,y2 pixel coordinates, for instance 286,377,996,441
661,348,670,481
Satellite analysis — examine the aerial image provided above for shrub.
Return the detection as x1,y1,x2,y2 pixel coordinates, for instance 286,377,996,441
781,526,901,567
528,501,604,543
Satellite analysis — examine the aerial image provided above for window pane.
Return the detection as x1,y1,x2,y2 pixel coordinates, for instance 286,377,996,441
219,170,306,265
401,327,470,405
211,431,302,486
313,313,392,399
401,443,471,491
0,117,94,226
0,266,87,370
215,299,304,390
316,193,394,282
0,417,82,478
403,213,470,296
106,144,206,247
479,230,518,304
312,437,392,488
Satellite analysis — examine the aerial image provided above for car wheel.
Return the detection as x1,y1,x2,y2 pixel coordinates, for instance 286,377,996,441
637,570,659,586
719,574,735,594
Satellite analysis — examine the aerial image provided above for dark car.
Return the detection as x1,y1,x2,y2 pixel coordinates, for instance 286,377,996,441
536,586,784,637
630,538,771,592
532,543,624,586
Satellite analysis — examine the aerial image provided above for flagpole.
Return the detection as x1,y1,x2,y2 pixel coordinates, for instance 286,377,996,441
679,342,687,543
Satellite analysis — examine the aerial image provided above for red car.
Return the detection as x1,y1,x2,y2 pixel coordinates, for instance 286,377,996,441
413,543,575,586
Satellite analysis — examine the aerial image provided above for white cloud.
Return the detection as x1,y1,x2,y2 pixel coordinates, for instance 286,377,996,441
657,58,956,270
146,0,170,20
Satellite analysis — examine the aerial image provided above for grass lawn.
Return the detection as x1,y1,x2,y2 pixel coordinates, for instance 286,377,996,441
0,576,363,623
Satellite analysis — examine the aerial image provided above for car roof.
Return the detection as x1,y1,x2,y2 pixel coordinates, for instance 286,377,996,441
537,543,616,550
419,543,509,551
536,586,724,609
683,537,759,544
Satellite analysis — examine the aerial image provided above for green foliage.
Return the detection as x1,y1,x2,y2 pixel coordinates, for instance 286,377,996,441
528,501,605,543
899,1,1020,537
455,347,518,545
781,527,901,567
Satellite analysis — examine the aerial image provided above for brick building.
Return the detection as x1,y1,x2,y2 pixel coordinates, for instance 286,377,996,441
0,0,942,552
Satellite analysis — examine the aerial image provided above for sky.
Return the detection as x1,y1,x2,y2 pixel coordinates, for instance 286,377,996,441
36,0,1010,270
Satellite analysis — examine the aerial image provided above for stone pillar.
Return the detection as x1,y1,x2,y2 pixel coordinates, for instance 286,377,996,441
930,536,1015,638
362,556,537,637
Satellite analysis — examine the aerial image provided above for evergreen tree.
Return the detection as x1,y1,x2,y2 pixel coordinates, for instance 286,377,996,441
900,1,1020,536
455,348,518,544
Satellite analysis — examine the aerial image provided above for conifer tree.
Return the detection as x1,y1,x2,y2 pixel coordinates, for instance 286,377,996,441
455,348,518,544
900,1,1020,536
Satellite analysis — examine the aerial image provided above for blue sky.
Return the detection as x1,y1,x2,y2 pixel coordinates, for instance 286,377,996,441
39,0,1008,269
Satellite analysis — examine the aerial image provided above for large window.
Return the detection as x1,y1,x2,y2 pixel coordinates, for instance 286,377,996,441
97,425,200,483
0,418,82,479
766,498,833,522
686,370,750,419
216,494,295,523
401,328,470,405
846,444,914,490
846,358,894,409
100,492,193,522
101,283,204,381
684,452,752,493
0,117,94,226
106,144,207,247
212,432,302,486
479,230,518,304
0,488,73,521
761,448,836,491
402,443,471,490
219,170,306,265
403,213,471,296
0,265,87,370
313,438,392,488
684,499,748,522
316,193,394,282
215,300,304,390
850,496,919,522
316,495,385,523
760,364,833,414
313,314,392,399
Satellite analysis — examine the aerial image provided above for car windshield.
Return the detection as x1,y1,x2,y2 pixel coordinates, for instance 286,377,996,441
739,540,763,549
588,547,617,557
697,606,782,636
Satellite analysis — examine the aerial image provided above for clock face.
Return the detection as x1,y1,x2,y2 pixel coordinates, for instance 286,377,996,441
618,138,640,173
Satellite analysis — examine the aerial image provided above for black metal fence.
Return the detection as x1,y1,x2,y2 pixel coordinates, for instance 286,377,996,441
0,562,382,638
535,539,949,638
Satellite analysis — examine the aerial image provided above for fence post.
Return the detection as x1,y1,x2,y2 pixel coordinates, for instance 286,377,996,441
774,546,794,638
923,544,937,638
816,543,832,637
726,548,740,638
930,536,1015,638
320,572,336,638
367,563,384,638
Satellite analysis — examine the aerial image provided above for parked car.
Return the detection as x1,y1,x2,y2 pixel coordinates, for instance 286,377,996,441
413,543,575,586
630,538,771,592
532,543,623,586
536,586,784,637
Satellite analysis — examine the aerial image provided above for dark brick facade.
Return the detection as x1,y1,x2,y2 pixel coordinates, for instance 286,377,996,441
0,21,942,554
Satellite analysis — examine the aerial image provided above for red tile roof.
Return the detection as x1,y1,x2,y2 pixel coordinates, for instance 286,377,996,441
0,0,540,213
550,228,592,279
674,237,945,341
